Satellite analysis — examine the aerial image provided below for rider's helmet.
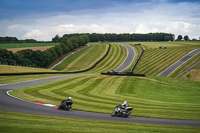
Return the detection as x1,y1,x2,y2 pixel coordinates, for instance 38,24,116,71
68,97,72,99
124,101,127,104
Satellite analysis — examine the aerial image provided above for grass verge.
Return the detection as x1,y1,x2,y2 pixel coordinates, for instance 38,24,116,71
169,53,200,80
0,65,57,73
53,43,108,72
127,41,200,76
0,74,68,84
10,75,200,120
0,110,199,133
88,43,127,73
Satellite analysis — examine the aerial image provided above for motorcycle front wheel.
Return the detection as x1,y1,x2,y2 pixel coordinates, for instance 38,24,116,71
111,111,116,117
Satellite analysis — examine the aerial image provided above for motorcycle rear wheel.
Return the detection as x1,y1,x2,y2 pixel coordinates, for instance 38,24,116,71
58,105,61,110
122,112,128,118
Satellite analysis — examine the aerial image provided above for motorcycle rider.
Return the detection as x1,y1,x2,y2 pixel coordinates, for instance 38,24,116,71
118,101,128,113
122,101,128,109
61,97,73,109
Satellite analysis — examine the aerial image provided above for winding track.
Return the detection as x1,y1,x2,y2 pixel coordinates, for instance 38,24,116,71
0,45,200,126
114,43,135,72
0,75,200,126
157,48,200,77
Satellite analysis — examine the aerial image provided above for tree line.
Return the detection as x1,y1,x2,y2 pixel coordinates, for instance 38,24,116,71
52,33,175,42
0,37,39,43
176,35,190,41
0,35,89,68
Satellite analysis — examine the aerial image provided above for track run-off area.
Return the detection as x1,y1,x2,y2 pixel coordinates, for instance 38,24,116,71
157,48,200,77
0,75,200,126
0,42,200,128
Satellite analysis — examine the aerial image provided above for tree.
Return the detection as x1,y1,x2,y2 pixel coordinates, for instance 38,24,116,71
54,45,63,56
184,35,189,41
81,35,89,44
0,49,16,65
24,39,37,43
177,35,183,41
46,47,58,60
60,43,69,53
69,37,79,48
164,36,172,41
15,49,33,66
52,34,61,43
60,36,68,44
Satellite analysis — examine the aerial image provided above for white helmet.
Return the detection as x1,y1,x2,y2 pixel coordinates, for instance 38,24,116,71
68,97,72,99
124,101,127,104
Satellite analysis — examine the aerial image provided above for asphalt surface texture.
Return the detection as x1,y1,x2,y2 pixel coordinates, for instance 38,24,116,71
157,48,200,77
0,74,200,126
114,43,135,72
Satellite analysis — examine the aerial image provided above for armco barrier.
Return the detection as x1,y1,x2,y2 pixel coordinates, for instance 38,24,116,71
0,44,111,76
131,48,144,72
101,72,145,77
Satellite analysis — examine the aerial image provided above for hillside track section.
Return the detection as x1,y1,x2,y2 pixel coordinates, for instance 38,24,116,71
157,48,200,77
114,43,135,72
0,75,200,126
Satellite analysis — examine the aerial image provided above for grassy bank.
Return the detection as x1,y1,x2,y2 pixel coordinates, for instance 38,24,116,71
127,41,200,76
88,43,127,73
0,110,199,133
169,53,200,80
10,74,200,120
0,65,57,73
0,74,69,84
53,43,108,72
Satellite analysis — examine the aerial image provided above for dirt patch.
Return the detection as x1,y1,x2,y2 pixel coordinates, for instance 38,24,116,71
8,46,53,53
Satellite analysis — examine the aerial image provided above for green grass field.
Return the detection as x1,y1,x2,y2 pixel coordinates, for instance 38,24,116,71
1,110,199,133
88,43,127,73
1,41,200,132
169,53,200,79
53,43,127,73
0,74,70,84
9,74,200,120
0,43,59,49
53,43,108,72
0,65,66,84
180,62,200,81
127,41,200,77
0,65,57,73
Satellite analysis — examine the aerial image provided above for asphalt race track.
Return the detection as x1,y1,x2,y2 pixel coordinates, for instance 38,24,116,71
114,43,135,72
157,48,200,77
0,75,200,126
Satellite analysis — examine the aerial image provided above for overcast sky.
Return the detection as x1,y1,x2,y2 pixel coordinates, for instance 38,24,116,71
0,0,200,41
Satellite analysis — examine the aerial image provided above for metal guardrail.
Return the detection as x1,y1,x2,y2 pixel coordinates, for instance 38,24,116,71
131,48,144,73
175,61,200,78
101,72,145,77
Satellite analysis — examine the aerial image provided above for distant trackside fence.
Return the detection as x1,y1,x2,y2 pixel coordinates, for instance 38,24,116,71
175,61,200,78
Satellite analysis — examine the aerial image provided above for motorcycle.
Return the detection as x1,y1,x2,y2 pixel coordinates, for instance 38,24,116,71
58,100,72,111
111,105,133,118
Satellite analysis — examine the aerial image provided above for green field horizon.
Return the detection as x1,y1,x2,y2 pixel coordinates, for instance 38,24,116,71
0,43,59,49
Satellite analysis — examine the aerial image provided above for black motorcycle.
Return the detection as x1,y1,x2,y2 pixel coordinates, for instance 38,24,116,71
58,100,72,111
111,105,133,118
